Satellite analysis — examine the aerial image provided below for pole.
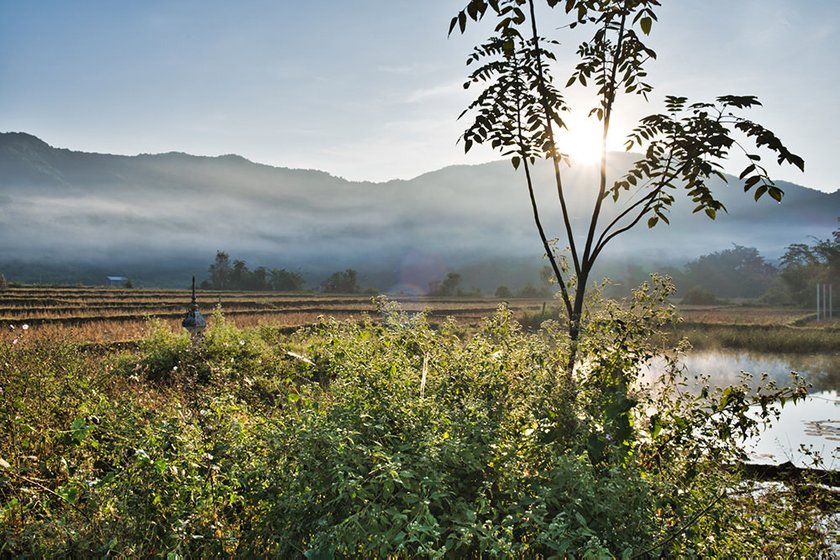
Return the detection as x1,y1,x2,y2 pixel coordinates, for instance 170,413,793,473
824,283,828,321
817,283,821,321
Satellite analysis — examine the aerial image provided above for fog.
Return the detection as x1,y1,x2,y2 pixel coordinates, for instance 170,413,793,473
1,132,837,288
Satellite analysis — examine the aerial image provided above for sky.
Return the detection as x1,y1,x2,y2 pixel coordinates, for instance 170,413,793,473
1,0,838,191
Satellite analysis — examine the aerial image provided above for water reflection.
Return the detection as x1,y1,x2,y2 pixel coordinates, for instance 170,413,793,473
644,349,839,468
646,349,840,392
747,390,838,468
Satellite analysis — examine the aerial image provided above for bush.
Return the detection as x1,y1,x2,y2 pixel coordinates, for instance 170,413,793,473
252,305,655,557
494,285,511,298
0,283,832,558
681,286,719,305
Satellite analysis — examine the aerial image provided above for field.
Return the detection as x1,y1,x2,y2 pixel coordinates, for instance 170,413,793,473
0,286,554,345
4,286,838,353
2,284,836,557
674,303,840,354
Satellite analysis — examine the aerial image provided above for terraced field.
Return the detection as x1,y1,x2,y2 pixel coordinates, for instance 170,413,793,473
0,286,551,344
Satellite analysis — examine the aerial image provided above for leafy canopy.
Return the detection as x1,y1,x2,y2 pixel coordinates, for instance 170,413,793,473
450,0,804,371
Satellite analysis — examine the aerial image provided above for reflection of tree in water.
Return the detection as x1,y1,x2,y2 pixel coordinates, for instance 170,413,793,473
650,350,840,393
784,353,840,392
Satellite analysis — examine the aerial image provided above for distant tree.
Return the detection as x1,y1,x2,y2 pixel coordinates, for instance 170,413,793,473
779,226,840,306
230,259,250,289
518,285,541,298
322,269,360,294
208,251,231,289
428,272,463,296
452,0,803,374
207,251,305,291
251,266,269,291
681,286,718,305
683,245,776,299
495,285,512,298
270,268,305,291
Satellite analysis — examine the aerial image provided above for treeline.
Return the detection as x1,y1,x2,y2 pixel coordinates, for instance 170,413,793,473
202,252,369,294
202,251,304,291
614,221,840,306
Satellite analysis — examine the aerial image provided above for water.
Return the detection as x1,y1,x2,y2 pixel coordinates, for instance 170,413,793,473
647,349,840,468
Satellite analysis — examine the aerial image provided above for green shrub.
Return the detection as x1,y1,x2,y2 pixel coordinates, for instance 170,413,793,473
251,305,656,557
0,284,833,558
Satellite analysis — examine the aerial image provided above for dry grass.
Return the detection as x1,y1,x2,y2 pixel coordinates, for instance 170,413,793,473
0,286,547,344
676,304,815,326
672,303,840,353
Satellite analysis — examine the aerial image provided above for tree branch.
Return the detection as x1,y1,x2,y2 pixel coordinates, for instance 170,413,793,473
582,10,628,273
527,0,581,279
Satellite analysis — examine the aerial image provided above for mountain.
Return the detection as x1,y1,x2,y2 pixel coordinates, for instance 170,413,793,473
1,132,837,289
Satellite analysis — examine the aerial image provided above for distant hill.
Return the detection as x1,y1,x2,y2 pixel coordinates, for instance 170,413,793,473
1,132,837,289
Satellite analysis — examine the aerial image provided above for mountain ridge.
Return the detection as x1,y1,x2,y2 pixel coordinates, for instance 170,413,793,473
1,132,836,289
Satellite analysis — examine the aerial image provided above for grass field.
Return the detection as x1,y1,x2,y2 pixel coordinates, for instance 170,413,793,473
2,285,836,557
674,303,840,353
3,286,839,354
0,286,553,345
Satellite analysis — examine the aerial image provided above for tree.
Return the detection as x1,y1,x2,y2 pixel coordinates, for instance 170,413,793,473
270,268,305,292
495,285,512,298
321,269,360,294
230,259,250,289
428,272,463,296
251,266,269,290
683,245,776,299
451,0,803,376
779,223,840,306
207,251,231,289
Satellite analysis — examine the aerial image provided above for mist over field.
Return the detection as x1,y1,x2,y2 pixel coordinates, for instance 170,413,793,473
1,132,838,289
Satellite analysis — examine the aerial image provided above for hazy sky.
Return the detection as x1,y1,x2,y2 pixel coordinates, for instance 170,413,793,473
2,1,837,191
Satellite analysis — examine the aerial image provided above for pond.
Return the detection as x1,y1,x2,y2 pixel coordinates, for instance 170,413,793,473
646,349,839,469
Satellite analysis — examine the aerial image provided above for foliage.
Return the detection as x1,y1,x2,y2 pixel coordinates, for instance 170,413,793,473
779,223,840,307
451,0,803,372
494,285,512,298
1,280,833,557
680,286,719,306
428,272,463,296
321,268,361,294
682,245,776,299
205,250,305,291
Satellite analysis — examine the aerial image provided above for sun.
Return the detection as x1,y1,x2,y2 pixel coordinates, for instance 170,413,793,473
560,117,605,166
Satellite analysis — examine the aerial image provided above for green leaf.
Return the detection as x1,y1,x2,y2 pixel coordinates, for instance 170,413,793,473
71,418,90,442
647,216,658,228
705,207,716,220
511,156,521,170
743,175,761,191
738,164,755,180
59,485,79,504
640,17,652,35
769,187,783,202
650,415,662,439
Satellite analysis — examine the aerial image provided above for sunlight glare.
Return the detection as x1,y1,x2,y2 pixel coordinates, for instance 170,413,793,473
560,116,604,167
